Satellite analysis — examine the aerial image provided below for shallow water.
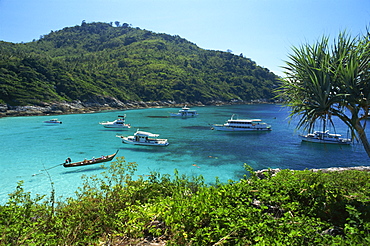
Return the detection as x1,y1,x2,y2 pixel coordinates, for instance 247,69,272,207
0,104,368,204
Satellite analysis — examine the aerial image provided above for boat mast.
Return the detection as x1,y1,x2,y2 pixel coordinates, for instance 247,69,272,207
323,116,326,133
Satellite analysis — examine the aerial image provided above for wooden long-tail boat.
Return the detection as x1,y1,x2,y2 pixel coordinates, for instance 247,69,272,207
63,150,119,168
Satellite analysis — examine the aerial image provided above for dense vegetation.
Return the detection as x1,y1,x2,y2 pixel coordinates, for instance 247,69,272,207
278,31,370,157
1,157,369,245
0,21,279,106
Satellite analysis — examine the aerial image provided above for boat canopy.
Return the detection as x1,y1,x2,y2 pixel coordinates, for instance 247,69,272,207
227,119,262,123
229,115,261,122
135,131,159,137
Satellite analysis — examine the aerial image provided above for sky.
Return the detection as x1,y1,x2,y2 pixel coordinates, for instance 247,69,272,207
0,0,369,77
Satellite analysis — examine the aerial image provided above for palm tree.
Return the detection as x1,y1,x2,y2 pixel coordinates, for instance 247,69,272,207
278,31,370,157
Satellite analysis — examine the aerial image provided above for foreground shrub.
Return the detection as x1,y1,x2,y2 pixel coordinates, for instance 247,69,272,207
0,157,369,245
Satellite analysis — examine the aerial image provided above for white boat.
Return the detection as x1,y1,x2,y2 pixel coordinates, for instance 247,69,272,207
170,105,198,117
116,130,169,146
99,115,131,128
44,119,62,124
300,130,352,145
211,114,271,131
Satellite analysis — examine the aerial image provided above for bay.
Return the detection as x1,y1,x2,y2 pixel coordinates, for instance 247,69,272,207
0,104,368,204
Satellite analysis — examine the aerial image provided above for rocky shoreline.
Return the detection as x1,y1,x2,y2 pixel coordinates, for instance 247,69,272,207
255,166,370,179
0,99,237,118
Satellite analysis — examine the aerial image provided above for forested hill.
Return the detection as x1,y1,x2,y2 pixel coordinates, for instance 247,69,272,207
0,22,279,106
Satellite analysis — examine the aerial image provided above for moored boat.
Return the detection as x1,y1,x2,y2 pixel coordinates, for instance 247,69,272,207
63,150,119,167
299,130,352,145
170,105,198,118
99,115,131,128
44,119,62,124
117,130,169,146
211,114,271,131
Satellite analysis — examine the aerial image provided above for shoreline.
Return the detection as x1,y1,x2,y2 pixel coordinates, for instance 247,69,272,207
0,99,270,118
255,166,370,179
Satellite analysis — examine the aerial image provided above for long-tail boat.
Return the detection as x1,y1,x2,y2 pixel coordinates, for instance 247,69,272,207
63,150,119,168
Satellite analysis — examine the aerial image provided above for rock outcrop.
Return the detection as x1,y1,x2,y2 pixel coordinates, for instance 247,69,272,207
254,166,370,179
0,98,248,118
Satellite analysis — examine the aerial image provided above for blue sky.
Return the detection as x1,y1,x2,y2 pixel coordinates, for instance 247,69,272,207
0,0,369,76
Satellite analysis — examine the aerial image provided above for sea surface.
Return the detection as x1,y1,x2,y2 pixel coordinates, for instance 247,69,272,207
0,104,369,204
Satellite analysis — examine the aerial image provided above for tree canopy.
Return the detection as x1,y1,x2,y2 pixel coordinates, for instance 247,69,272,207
0,22,279,106
278,30,370,157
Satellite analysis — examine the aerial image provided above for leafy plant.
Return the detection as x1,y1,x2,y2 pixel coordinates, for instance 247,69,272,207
1,157,369,245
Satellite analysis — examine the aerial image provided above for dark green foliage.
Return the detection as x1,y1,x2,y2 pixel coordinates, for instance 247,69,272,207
276,32,370,157
1,158,369,245
0,22,279,105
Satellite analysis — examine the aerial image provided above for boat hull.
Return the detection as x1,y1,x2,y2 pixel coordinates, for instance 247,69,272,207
170,113,198,117
300,135,351,145
99,116,130,128
101,124,131,128
44,120,62,124
63,150,118,167
121,137,169,146
169,106,198,117
211,115,271,131
212,125,271,131
117,130,169,146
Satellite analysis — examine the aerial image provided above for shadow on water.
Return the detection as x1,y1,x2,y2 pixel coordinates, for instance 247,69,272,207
147,116,170,118
99,129,130,132
233,170,248,181
76,151,87,155
61,165,105,175
299,141,354,160
42,124,62,127
300,141,352,150
182,126,211,130
123,127,150,130
120,146,171,153
211,130,272,136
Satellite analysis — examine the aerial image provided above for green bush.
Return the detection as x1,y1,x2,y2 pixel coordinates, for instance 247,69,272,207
0,157,369,245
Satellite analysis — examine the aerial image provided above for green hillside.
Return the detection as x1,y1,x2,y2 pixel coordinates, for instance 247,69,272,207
0,22,279,106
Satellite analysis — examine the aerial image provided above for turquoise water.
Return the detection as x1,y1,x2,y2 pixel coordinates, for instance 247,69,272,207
0,104,369,204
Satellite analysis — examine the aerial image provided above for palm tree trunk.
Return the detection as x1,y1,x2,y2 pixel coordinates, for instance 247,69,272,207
355,122,370,158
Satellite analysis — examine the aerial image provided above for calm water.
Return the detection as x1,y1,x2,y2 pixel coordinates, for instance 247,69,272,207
0,104,369,204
